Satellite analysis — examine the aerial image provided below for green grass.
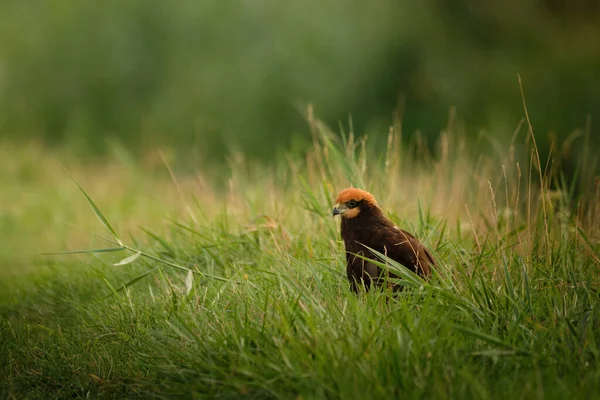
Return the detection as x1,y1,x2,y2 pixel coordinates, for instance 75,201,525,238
1,122,599,399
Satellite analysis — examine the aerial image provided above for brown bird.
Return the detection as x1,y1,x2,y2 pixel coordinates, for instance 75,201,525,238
333,187,436,293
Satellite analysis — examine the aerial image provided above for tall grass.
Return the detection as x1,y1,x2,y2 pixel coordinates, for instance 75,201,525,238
1,117,599,398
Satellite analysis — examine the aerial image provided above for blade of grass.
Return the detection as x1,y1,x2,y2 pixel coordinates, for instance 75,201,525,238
69,173,122,245
140,227,176,258
100,267,159,300
453,325,533,356
42,247,125,255
113,251,142,266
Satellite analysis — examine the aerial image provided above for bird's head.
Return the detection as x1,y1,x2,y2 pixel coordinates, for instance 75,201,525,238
332,187,378,219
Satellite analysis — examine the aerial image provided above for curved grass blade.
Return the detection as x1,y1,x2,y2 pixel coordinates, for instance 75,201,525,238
100,266,159,300
140,227,175,258
184,270,194,295
353,245,425,286
70,174,122,245
113,251,142,266
453,325,533,356
354,245,486,320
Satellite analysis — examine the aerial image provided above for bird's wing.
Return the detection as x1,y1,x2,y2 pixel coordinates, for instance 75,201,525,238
379,226,436,277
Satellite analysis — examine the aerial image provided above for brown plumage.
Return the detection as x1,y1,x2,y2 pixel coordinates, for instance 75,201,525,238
333,187,436,293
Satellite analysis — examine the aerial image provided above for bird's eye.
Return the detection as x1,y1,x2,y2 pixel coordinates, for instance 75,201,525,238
347,200,358,208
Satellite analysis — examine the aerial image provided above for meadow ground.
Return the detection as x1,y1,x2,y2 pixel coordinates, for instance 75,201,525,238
1,123,599,399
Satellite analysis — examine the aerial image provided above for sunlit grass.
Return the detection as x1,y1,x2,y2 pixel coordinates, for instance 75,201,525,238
1,120,599,398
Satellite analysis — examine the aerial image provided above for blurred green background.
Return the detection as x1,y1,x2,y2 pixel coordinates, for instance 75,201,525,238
0,0,598,161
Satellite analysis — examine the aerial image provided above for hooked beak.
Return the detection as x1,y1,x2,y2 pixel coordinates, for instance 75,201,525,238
332,204,346,217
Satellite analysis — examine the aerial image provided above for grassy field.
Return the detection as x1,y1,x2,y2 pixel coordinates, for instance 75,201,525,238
1,120,599,399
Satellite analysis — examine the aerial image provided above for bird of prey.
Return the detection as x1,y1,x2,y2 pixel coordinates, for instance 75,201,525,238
332,187,436,293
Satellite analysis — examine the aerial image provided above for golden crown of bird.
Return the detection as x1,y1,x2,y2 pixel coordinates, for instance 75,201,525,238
332,187,436,293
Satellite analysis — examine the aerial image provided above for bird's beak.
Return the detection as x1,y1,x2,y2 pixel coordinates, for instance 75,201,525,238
332,204,346,217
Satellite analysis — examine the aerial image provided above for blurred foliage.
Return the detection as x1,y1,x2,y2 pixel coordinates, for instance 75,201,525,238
0,0,599,161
